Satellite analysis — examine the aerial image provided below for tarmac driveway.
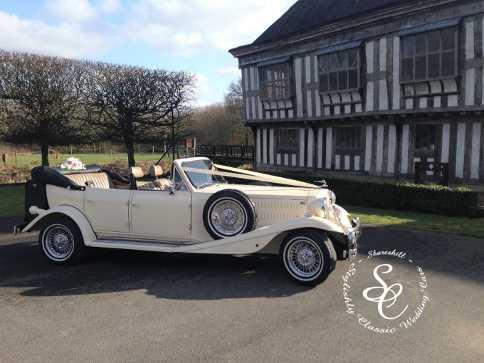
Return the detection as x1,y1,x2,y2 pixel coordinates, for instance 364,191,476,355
0,226,483,363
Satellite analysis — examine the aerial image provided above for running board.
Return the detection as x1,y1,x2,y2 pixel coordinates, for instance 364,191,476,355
88,239,206,253
85,217,337,256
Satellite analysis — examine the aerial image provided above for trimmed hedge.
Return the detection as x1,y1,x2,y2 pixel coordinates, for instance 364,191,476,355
276,172,481,218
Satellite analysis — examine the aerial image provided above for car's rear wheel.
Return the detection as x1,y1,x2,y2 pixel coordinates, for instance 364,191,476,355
39,215,86,265
280,230,336,286
203,190,256,240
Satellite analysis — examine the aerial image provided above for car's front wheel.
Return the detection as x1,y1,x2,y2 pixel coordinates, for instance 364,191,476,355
39,215,86,265
280,230,336,286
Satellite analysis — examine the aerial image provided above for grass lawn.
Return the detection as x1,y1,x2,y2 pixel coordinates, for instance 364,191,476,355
4,153,167,169
348,205,484,240
0,184,482,239
0,185,25,218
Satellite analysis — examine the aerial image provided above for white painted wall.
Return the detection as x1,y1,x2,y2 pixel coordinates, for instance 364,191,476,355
365,125,373,172
387,124,396,174
295,58,303,118
269,129,275,165
401,124,409,174
317,128,323,169
355,156,361,171
335,155,341,170
344,155,351,170
455,123,466,178
441,124,450,163
392,37,401,110
376,125,384,173
307,128,314,168
299,129,305,167
366,41,375,112
262,128,268,164
471,122,481,179
465,20,476,106
326,127,333,169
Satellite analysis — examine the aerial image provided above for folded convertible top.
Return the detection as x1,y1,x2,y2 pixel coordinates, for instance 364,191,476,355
30,165,129,190
31,167,86,191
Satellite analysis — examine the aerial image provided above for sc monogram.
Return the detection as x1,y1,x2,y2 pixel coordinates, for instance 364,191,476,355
362,264,409,320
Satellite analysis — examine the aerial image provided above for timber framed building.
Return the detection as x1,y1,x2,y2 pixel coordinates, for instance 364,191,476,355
230,0,484,183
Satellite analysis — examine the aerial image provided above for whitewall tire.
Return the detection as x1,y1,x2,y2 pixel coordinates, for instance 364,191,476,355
280,230,336,286
39,215,86,265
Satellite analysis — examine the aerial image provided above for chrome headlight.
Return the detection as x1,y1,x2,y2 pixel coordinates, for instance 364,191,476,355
307,197,328,218
329,191,336,205
320,198,327,212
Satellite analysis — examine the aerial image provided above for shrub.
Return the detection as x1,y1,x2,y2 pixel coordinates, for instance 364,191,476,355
274,172,481,218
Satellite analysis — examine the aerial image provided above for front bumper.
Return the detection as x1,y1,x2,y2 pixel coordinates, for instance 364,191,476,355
346,217,361,259
327,217,361,261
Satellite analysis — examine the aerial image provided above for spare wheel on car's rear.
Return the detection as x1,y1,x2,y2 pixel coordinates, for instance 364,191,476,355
203,190,256,240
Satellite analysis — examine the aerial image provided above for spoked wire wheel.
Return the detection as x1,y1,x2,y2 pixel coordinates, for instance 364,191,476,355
42,224,75,262
281,231,336,286
39,216,86,265
283,237,323,281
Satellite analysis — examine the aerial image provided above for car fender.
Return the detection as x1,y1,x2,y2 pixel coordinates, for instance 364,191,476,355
22,205,97,245
182,216,346,255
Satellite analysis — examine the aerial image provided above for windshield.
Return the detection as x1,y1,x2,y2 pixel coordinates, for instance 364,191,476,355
181,159,226,189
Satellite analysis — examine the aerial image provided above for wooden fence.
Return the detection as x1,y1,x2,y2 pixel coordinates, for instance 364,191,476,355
196,145,254,164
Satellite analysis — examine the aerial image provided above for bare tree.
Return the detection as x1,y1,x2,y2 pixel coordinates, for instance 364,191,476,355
0,51,84,166
190,104,230,144
190,79,252,145
84,62,194,167
224,79,251,145
225,79,243,108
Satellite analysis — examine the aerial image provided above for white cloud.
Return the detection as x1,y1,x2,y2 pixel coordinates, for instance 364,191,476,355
46,0,98,22
123,0,294,55
174,32,203,48
101,0,121,13
123,21,204,56
0,1,294,104
0,11,107,58
217,66,240,77
194,73,213,106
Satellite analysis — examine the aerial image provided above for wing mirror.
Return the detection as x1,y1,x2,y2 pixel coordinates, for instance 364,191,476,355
168,186,176,195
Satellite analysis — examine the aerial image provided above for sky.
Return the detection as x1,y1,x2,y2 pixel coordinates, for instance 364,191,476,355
0,0,295,106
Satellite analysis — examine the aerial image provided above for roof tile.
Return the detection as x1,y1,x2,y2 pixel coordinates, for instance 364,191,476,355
253,0,414,45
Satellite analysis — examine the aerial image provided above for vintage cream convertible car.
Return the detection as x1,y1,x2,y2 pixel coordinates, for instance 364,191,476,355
16,157,360,285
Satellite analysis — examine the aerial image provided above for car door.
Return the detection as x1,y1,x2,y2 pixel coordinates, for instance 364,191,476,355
130,178,191,242
84,188,131,236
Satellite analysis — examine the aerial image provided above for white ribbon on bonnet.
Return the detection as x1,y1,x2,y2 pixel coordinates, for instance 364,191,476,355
182,163,320,189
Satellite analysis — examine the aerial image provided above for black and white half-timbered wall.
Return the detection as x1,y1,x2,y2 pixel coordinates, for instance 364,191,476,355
230,0,484,183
